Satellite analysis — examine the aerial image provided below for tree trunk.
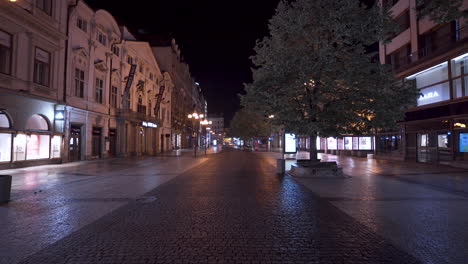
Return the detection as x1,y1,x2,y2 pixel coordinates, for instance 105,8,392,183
309,135,318,162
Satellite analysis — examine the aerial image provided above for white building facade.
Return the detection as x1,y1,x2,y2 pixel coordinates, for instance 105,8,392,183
0,0,68,169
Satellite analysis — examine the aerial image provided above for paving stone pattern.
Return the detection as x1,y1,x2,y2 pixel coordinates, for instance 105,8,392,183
20,150,421,264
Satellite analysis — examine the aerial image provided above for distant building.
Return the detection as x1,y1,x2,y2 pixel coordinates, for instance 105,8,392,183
377,0,468,167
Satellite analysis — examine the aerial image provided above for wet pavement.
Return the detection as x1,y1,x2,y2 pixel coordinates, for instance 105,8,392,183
1,148,467,263
260,151,468,264
0,152,210,264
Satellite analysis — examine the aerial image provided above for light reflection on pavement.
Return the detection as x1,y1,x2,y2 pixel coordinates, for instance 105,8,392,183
257,150,468,264
0,153,210,264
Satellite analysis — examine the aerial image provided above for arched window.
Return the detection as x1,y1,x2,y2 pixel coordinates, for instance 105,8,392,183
0,112,11,128
25,114,49,131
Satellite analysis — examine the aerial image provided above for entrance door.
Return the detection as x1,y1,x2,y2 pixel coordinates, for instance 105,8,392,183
418,133,438,163
417,133,429,162
109,129,117,156
160,134,164,153
92,127,102,158
69,125,81,162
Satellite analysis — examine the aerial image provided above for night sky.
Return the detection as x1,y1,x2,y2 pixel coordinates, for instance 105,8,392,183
85,0,280,126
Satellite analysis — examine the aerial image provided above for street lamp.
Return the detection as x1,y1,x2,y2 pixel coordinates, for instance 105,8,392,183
187,112,204,157
268,114,275,151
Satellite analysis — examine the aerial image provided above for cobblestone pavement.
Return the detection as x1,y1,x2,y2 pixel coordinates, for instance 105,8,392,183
0,154,209,264
17,149,421,264
259,151,468,264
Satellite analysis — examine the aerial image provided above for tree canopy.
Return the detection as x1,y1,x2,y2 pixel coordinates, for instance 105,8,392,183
242,0,418,144
227,109,271,142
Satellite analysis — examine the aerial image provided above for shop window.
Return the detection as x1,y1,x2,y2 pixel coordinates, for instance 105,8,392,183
0,30,12,75
405,62,450,106
327,137,337,150
26,115,49,131
417,82,450,106
377,135,401,153
438,134,450,148
359,137,372,150
13,134,27,161
34,47,50,87
26,134,50,160
316,137,321,150
344,137,352,150
74,68,85,98
51,135,61,158
0,112,10,128
0,133,12,162
36,0,52,15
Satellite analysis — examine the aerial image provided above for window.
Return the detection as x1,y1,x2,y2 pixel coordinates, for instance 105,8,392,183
111,86,117,107
74,68,85,98
405,62,450,106
51,135,61,159
34,48,50,86
419,22,456,58
127,56,133,65
139,64,144,73
112,46,120,56
95,78,104,104
0,133,12,162
451,53,468,98
97,31,107,46
377,135,401,153
26,114,49,131
0,30,12,75
394,10,410,36
149,73,154,80
36,0,52,15
387,44,411,70
26,134,50,160
148,100,152,116
76,17,87,32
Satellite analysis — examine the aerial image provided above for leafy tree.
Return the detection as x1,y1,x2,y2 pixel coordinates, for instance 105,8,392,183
242,0,418,161
416,0,468,24
228,109,270,143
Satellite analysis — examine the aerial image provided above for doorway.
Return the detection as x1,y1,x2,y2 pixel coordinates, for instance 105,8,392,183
109,129,117,156
160,134,164,153
92,127,102,158
69,125,82,162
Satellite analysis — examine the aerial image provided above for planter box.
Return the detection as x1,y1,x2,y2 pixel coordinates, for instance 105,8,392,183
289,162,345,178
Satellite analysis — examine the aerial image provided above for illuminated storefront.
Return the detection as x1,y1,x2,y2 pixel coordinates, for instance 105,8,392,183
0,110,63,169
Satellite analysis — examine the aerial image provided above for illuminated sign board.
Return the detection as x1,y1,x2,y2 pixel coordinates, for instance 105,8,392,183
142,121,157,128
460,133,468,153
284,133,297,154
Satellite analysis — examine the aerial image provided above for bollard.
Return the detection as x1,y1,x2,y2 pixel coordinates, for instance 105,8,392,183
0,175,12,203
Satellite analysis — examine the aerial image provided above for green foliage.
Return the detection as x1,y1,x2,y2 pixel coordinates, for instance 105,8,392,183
228,109,271,141
242,0,418,139
416,0,468,24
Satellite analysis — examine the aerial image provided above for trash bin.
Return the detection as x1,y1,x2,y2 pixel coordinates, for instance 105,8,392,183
277,159,285,175
0,175,12,203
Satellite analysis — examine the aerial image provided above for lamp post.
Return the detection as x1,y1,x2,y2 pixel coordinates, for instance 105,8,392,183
268,114,275,152
200,119,212,154
187,112,204,157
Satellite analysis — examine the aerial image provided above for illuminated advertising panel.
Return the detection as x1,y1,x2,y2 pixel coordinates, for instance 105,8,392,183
284,133,297,154
460,133,468,153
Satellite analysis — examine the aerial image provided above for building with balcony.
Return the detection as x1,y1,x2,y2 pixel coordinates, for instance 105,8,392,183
378,0,468,167
0,0,68,169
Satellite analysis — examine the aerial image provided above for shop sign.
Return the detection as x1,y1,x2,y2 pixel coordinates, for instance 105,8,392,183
284,133,297,154
142,121,157,128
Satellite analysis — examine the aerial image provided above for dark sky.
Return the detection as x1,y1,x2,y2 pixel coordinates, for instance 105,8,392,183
85,0,280,126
